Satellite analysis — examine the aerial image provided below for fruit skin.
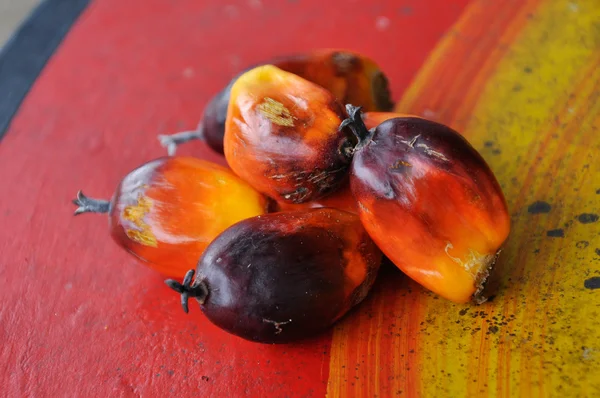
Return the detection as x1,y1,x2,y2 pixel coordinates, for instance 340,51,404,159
269,49,394,113
165,208,382,344
73,157,269,278
274,180,358,214
346,107,510,303
361,111,420,129
160,49,393,155
196,84,231,154
224,64,354,204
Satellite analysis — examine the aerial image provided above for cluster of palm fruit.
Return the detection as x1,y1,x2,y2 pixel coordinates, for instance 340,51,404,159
73,49,510,344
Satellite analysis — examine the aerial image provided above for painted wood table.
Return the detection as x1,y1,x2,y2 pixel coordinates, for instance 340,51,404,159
1,0,598,396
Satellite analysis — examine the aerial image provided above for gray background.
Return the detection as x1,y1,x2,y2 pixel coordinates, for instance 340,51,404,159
0,0,40,48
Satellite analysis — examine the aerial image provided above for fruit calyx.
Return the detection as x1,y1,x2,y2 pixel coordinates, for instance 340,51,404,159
339,104,373,148
158,127,204,156
165,269,209,313
471,248,502,305
72,190,110,215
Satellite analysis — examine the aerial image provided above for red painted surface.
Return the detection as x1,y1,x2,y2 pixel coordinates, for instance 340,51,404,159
0,0,469,396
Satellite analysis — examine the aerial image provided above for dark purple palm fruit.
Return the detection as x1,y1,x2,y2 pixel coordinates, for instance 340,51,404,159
165,208,382,343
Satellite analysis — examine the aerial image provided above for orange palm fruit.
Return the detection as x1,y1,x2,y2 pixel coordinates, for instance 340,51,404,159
72,156,269,278
224,64,354,204
342,106,510,303
160,49,393,155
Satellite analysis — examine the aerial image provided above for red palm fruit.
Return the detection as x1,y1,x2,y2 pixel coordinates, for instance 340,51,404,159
72,157,269,278
159,49,393,155
342,106,510,303
224,64,354,204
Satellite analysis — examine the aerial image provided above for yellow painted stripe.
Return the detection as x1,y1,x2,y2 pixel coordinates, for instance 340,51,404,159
414,1,600,396
328,0,600,396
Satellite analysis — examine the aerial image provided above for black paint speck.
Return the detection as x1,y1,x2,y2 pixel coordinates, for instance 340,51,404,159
492,148,502,155
533,248,540,254
576,241,589,249
596,189,600,194
512,83,523,92
484,141,494,147
595,248,600,256
459,308,469,316
578,213,599,224
584,277,600,290
564,220,574,228
167,370,174,376
547,229,564,237
524,66,533,73
528,201,551,214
